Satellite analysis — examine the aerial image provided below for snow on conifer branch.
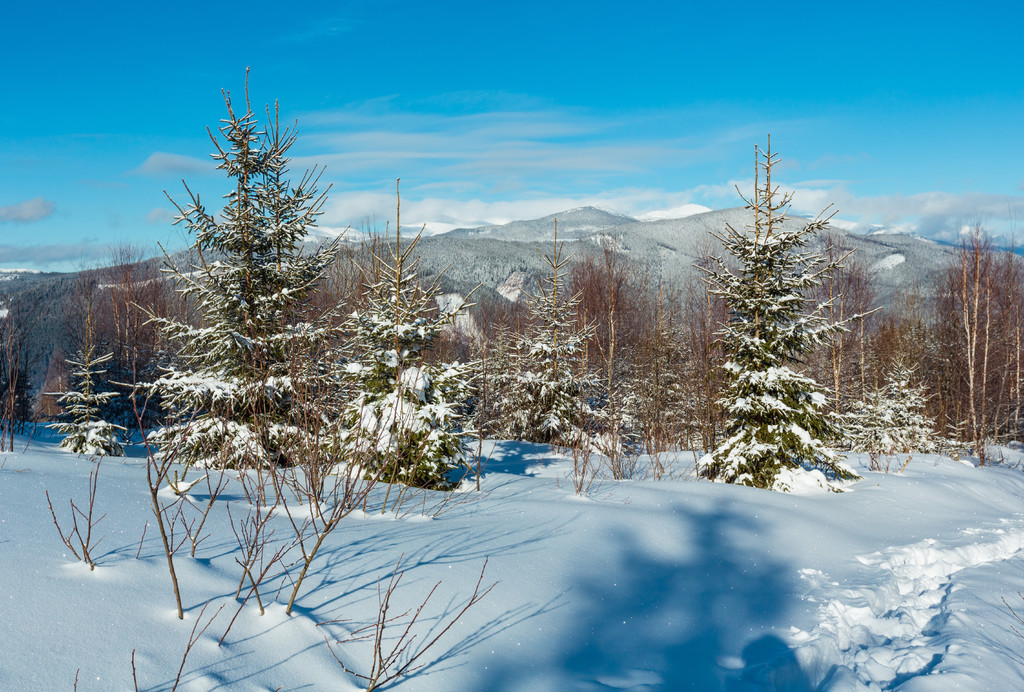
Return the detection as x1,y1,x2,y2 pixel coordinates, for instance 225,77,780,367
146,84,340,469
340,180,477,490
492,220,596,447
699,138,859,491
51,306,125,457
845,358,939,472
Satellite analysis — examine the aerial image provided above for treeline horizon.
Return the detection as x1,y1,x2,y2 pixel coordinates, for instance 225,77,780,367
0,223,1018,465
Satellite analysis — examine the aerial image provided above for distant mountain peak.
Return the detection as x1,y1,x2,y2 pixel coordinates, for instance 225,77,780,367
638,203,713,222
556,205,634,220
442,205,636,242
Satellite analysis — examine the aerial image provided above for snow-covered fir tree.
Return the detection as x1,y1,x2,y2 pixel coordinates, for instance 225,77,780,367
148,86,339,469
845,359,938,469
700,140,858,490
495,224,595,446
340,186,476,489
51,318,126,457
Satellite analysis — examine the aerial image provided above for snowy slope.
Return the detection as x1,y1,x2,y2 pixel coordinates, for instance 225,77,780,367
4,437,1024,690
418,207,954,308
443,206,637,242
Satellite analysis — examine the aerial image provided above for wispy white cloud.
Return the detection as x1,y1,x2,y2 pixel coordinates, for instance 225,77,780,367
294,102,776,191
313,174,1024,246
785,185,1024,242
0,241,110,268
131,152,213,177
710,175,1024,242
116,98,1021,247
218,98,816,237
274,7,368,45
0,197,55,223
321,187,722,236
146,207,175,225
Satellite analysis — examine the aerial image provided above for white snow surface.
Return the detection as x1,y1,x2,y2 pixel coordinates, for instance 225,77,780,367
0,268,41,281
870,254,906,273
5,436,1024,690
496,271,530,302
638,203,712,221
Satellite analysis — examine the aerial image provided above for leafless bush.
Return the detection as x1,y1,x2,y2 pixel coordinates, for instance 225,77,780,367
567,433,598,496
1003,592,1024,639
132,600,224,692
279,439,380,615
323,555,494,691
133,393,186,619
173,469,229,558
867,451,912,475
226,471,290,619
45,459,105,570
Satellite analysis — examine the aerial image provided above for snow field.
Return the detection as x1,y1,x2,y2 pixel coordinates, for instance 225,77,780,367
794,518,1024,690
869,254,906,273
5,441,1024,690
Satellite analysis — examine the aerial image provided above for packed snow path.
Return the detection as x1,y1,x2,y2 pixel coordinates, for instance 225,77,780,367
793,517,1024,690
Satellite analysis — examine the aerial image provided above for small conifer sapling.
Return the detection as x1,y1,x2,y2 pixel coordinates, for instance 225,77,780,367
51,330,126,457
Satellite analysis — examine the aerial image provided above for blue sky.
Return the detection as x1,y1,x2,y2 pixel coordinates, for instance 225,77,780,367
1,0,1022,270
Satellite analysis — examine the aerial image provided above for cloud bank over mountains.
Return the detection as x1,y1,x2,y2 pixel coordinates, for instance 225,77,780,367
284,102,1024,245
4,100,1022,271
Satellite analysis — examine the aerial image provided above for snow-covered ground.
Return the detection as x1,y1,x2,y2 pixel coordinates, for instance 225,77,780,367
0,268,42,281
4,435,1024,691
869,254,906,273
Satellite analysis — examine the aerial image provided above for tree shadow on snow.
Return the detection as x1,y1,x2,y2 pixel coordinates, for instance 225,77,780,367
472,440,564,477
308,510,570,619
464,503,814,691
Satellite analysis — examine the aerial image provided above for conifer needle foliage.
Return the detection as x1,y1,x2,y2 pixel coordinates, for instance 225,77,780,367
845,359,938,468
51,346,126,457
340,183,476,489
700,141,858,490
494,223,595,446
148,83,339,469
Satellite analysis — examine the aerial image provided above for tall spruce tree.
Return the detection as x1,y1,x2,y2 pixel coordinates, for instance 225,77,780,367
700,140,858,490
340,183,476,489
148,83,338,469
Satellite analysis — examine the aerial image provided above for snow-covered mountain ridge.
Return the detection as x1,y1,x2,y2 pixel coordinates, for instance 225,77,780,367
409,206,954,307
443,205,637,241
